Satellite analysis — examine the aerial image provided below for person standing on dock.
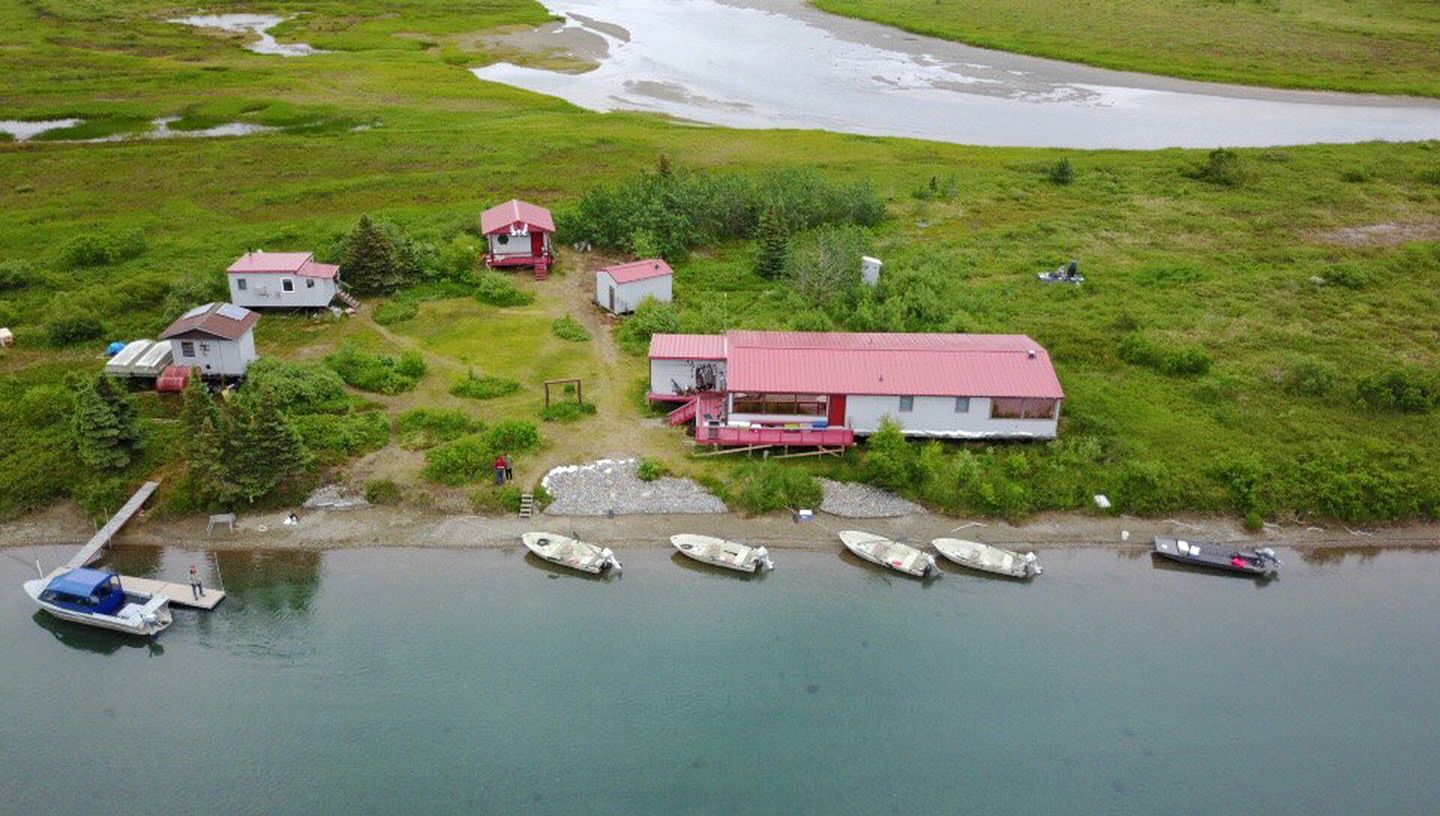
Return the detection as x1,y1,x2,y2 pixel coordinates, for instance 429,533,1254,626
189,564,204,599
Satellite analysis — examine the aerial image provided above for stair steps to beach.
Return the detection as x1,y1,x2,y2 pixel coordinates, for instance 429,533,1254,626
667,398,699,426
519,493,535,519
334,289,360,310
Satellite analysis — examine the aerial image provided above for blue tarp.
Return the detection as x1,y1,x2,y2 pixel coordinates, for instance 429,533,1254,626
48,568,117,597
105,341,127,356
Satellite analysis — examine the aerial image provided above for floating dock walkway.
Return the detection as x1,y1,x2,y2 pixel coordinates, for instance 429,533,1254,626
49,479,225,609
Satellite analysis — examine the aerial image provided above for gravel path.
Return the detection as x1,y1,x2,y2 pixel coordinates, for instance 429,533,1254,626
818,478,922,518
542,459,728,516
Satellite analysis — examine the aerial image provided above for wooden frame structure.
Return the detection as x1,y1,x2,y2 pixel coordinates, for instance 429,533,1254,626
543,378,583,408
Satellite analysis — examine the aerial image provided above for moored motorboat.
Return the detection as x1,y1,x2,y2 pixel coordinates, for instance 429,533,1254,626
932,538,1041,579
522,532,621,574
838,531,940,579
1152,537,1279,578
670,534,773,573
22,568,173,637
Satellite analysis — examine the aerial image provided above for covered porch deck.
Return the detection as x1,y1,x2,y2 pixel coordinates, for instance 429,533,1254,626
689,392,856,452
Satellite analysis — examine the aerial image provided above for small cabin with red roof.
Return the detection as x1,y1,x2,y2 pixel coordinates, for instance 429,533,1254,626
649,331,1063,450
482,199,555,279
596,258,673,314
159,302,260,379
227,251,342,310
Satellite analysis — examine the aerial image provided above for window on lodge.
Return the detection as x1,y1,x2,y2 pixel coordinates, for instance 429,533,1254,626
729,393,829,417
990,398,1058,420
282,279,295,292
180,341,195,357
236,278,247,291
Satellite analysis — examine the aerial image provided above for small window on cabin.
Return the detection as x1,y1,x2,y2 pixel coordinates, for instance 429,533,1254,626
236,278,247,291
954,397,970,413
180,341,195,357
306,279,315,288
282,279,295,292
899,396,915,413
199,343,211,355
497,234,510,246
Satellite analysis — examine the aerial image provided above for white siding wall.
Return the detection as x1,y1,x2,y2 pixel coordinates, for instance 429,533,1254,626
488,232,550,258
169,330,258,378
229,275,337,309
650,358,726,395
598,272,672,314
845,395,1058,440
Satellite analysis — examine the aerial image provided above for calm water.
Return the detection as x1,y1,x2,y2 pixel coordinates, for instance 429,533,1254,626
474,0,1440,148
2,543,1438,814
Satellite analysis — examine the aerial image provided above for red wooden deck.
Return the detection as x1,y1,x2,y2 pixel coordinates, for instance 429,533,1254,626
698,424,855,448
486,253,553,280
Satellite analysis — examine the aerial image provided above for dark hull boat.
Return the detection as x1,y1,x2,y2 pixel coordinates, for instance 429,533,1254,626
1153,537,1279,578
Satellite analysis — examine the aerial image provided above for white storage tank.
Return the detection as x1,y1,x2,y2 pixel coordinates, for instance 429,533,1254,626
861,256,883,286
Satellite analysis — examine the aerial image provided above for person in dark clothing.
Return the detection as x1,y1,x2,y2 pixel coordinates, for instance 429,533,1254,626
503,453,514,483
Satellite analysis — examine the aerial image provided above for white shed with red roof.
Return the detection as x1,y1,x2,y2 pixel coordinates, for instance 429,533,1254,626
226,251,341,309
596,258,672,314
648,331,1063,447
481,199,555,279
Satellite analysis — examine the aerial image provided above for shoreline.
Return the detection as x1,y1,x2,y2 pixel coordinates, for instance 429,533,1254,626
4,501,1437,556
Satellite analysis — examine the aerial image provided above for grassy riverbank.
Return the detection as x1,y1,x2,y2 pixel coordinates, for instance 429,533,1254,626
1,1,1439,524
812,0,1440,97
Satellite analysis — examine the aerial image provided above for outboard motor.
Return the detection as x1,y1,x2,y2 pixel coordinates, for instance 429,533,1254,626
924,554,942,579
602,548,622,572
755,546,775,571
1023,552,1042,577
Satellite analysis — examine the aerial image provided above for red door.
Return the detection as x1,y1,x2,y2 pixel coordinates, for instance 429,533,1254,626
530,231,545,259
827,395,846,427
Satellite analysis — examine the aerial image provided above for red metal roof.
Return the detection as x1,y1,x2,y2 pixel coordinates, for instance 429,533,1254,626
159,303,260,342
226,251,339,279
480,199,555,235
648,333,727,360
601,259,673,284
652,331,1062,399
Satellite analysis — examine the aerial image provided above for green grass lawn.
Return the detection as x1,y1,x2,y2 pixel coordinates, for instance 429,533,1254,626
1,1,1438,522
813,0,1440,97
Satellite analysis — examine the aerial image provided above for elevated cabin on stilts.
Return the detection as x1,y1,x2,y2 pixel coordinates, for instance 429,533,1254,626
481,199,555,280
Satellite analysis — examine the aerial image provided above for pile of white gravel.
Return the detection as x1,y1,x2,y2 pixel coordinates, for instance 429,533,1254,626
542,459,728,516
817,478,921,518
302,483,370,511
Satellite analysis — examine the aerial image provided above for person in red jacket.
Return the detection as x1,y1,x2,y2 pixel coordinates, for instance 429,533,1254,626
495,455,507,485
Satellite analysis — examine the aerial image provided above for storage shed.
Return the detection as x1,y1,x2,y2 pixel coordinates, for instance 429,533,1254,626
227,251,344,309
159,302,260,379
481,199,555,279
596,259,673,314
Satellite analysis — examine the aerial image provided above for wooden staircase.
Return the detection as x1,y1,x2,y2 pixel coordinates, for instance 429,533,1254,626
333,288,360,310
667,398,699,426
519,492,535,519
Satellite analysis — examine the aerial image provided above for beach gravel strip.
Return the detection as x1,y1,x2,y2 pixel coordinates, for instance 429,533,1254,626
303,484,371,511
817,478,922,518
542,459,728,516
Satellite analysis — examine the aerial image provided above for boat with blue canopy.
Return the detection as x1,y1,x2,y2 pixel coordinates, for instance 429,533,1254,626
23,567,173,636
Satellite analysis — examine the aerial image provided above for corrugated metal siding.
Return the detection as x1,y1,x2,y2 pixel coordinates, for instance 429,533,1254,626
726,347,1063,398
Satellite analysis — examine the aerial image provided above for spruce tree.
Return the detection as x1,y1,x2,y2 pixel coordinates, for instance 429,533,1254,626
753,207,789,280
71,380,130,471
341,214,400,295
191,413,236,508
94,374,143,452
248,386,311,484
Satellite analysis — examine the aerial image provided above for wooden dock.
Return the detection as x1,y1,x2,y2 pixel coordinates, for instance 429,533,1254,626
116,576,225,610
65,480,160,569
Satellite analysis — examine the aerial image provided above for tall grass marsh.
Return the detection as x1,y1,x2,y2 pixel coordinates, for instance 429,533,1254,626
1,1,1437,522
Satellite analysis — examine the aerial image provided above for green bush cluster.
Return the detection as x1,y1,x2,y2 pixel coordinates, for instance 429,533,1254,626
1047,158,1076,186
1117,332,1212,377
539,401,597,422
47,314,105,347
365,479,402,505
451,371,521,400
469,484,527,514
1355,368,1438,413
636,458,666,482
1324,262,1374,290
290,412,390,457
551,315,591,342
473,272,534,307
60,228,146,268
422,419,541,485
617,298,680,349
1188,148,1250,187
396,408,484,449
324,343,427,394
720,462,823,514
0,260,35,291
244,359,350,413
560,165,885,262
1282,359,1339,397
373,297,420,325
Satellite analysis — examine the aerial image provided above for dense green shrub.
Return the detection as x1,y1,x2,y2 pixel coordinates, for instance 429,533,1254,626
1324,262,1374,290
473,272,534,307
365,479,401,505
539,401,597,422
289,412,389,456
245,359,349,413
451,371,521,400
551,315,591,342
1188,148,1249,187
396,408,483,449
424,422,536,485
785,224,869,307
60,228,146,268
1118,332,1211,376
617,298,680,348
469,484,525,514
47,314,105,346
1282,360,1339,397
0,260,35,291
373,296,420,325
723,462,823,514
1047,158,1075,185
485,419,541,453
1355,368,1438,413
324,344,426,394
560,166,884,261
636,458,666,482
861,418,918,491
